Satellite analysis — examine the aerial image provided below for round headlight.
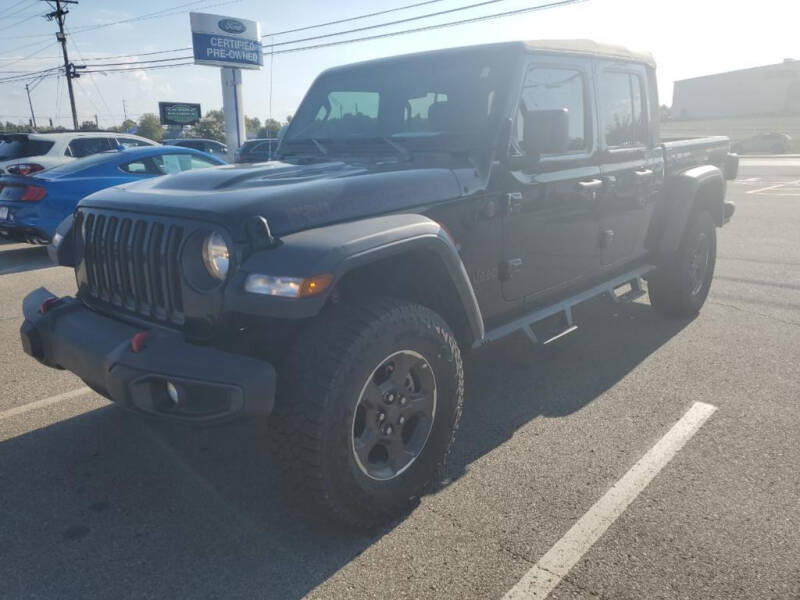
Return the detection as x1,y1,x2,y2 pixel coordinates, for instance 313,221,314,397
202,231,229,280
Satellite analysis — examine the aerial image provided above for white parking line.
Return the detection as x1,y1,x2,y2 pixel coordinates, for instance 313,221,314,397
0,386,92,421
502,401,717,600
747,179,800,194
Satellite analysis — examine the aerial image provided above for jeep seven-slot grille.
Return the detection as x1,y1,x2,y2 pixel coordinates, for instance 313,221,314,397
79,210,185,325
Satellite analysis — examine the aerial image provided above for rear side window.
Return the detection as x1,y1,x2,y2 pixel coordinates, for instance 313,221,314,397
599,71,647,147
518,67,588,153
119,159,156,175
117,137,152,149
152,153,216,174
67,137,117,158
0,139,55,160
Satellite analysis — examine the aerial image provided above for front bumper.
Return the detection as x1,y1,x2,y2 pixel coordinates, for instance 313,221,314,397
20,288,276,424
723,200,736,224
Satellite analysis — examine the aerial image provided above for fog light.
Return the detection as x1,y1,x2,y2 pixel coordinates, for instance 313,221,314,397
166,381,180,405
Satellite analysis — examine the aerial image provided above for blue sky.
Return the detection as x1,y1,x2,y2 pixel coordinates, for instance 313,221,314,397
0,0,796,128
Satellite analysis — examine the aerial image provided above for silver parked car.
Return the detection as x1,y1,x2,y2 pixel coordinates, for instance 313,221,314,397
732,132,792,154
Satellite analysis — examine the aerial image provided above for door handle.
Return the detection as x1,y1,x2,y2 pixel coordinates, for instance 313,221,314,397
577,179,604,191
634,168,654,179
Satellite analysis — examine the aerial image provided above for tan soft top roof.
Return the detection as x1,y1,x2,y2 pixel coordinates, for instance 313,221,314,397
524,39,655,68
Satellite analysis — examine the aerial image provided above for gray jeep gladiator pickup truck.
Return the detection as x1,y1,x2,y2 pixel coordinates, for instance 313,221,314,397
21,40,737,527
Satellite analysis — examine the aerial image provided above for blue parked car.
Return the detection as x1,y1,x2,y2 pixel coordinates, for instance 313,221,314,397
0,146,226,243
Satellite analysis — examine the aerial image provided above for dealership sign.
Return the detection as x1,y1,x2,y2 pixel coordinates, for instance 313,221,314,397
158,102,202,126
190,12,262,70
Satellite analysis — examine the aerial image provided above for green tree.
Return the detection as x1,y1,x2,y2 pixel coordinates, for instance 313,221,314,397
137,113,163,141
190,110,225,141
245,115,261,136
80,120,98,131
258,118,282,138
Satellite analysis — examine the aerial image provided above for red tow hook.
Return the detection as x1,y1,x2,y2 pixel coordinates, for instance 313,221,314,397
40,296,59,314
131,331,149,353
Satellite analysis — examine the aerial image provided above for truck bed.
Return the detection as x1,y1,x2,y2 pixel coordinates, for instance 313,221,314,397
662,135,731,176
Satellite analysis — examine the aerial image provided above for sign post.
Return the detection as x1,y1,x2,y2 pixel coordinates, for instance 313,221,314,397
190,12,262,161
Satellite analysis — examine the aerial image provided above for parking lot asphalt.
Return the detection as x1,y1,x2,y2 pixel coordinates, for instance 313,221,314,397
1,159,799,599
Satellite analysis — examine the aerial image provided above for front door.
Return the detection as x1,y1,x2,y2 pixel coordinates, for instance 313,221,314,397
502,56,601,303
594,61,661,268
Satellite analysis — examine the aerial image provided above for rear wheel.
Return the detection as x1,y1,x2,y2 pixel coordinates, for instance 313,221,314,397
649,210,716,317
270,297,463,528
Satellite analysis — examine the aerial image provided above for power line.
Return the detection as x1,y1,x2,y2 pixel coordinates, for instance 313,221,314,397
1,0,485,66
261,0,446,38
0,0,36,21
80,0,516,69
0,40,58,70
5,0,588,84
68,30,113,125
267,0,587,57
0,8,45,33
19,0,462,65
0,0,240,39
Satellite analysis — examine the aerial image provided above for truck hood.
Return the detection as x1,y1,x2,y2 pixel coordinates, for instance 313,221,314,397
78,160,463,238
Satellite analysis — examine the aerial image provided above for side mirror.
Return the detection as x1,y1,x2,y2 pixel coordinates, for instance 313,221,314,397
522,108,570,157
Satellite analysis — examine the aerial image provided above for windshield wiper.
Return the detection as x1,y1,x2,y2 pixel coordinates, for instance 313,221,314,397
276,138,330,162
310,138,329,157
379,136,412,163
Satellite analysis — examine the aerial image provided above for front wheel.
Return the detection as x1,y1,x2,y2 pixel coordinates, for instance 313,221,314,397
648,210,717,317
270,297,463,528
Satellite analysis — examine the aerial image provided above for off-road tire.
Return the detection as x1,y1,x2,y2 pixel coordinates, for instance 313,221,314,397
269,297,463,529
648,209,716,317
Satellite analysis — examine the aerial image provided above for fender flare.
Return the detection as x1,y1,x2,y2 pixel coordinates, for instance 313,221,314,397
658,165,725,256
223,213,485,343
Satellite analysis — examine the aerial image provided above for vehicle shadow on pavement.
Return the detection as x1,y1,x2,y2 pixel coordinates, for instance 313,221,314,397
0,296,692,599
448,296,693,475
0,243,52,275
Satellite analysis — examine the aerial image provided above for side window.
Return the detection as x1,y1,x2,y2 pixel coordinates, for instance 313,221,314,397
599,71,648,148
119,159,150,174
189,156,218,169
67,137,116,158
518,67,588,154
117,137,152,149
149,153,214,174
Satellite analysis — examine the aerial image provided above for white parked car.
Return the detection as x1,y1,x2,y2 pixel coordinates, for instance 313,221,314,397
0,131,157,176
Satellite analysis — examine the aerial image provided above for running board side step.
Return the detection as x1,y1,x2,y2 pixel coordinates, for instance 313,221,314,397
475,265,654,349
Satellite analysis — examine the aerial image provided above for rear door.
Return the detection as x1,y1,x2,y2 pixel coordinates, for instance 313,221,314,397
594,61,662,267
501,55,602,302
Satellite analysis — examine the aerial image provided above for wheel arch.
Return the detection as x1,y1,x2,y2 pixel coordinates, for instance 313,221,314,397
658,165,726,257
334,245,483,349
224,213,484,347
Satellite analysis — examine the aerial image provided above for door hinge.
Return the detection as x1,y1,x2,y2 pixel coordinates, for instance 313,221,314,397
500,258,523,281
599,229,615,248
505,192,523,213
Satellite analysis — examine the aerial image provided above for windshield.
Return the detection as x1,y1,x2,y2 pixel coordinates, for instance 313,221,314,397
282,47,516,158
0,139,54,160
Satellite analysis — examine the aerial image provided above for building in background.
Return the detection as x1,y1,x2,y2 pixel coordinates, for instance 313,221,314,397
672,59,800,120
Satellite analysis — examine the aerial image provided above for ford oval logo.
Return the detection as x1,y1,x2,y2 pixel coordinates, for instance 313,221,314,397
218,18,245,34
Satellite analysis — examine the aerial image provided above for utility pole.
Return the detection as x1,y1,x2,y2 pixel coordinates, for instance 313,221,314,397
94,114,98,128
122,98,128,121
43,0,81,130
25,83,37,129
